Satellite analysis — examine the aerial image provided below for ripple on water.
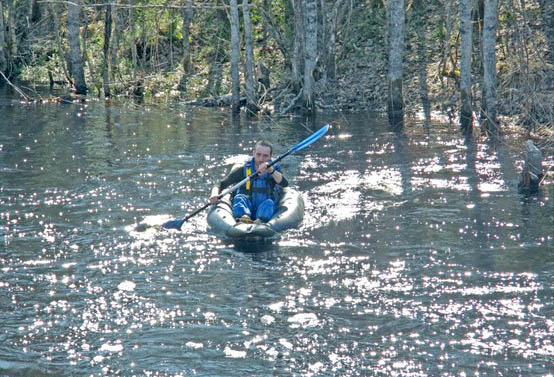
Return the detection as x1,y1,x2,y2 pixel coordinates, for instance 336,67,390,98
1,105,552,377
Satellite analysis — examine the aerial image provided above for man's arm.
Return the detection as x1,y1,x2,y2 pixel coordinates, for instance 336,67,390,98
209,166,244,204
258,162,288,187
269,167,288,187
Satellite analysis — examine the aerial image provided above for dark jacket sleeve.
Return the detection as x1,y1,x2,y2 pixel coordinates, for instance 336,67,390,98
218,165,245,191
219,163,289,190
275,165,289,187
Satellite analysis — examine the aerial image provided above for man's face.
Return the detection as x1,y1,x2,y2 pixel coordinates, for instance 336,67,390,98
253,145,272,168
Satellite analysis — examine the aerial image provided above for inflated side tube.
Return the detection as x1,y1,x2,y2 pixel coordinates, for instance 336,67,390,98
207,187,304,241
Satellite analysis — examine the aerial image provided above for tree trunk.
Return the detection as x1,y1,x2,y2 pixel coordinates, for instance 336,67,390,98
482,0,498,136
110,2,120,80
291,0,304,92
303,0,317,115
103,2,112,98
261,0,290,64
538,0,554,62
47,3,71,86
412,0,430,123
7,0,17,58
179,0,193,93
387,0,406,126
326,0,346,82
129,5,138,79
182,0,193,74
0,0,7,74
67,0,87,94
459,0,473,133
319,0,328,83
243,0,258,114
229,0,241,113
29,0,40,23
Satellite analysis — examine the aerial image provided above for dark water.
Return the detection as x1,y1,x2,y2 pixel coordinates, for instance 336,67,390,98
1,89,553,377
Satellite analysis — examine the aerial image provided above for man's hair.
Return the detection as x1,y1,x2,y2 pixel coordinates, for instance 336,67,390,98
254,140,273,155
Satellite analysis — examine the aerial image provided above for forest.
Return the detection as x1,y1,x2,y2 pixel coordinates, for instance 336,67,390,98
1,0,553,137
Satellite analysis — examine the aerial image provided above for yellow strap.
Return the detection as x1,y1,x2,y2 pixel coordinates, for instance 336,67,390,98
246,167,251,191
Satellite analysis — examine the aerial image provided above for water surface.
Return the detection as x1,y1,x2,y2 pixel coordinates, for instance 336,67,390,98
1,90,553,376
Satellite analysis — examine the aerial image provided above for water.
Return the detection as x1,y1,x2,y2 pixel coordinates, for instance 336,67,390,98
1,89,553,376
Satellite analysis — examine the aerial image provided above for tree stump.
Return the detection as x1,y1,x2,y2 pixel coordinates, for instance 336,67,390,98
518,140,544,193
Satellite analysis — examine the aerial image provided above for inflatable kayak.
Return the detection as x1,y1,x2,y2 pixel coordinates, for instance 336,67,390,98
206,187,304,242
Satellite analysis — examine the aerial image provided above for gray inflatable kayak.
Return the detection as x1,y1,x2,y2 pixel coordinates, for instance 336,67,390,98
206,187,304,242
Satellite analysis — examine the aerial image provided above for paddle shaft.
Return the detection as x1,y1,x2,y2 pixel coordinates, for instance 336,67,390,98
215,149,291,199
160,124,329,230
160,153,289,230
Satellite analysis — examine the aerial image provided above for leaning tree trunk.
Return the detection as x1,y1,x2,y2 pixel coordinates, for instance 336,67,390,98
482,0,498,136
0,0,6,73
303,0,317,115
67,0,87,94
387,0,406,126
243,0,258,114
459,0,473,133
229,0,241,113
102,2,112,98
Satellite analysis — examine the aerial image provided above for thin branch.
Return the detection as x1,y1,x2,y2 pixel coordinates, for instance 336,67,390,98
0,71,31,101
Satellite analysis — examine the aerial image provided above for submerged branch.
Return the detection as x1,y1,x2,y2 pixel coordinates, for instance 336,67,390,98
0,72,31,101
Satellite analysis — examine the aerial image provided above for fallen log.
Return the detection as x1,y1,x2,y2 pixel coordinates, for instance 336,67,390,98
184,94,246,107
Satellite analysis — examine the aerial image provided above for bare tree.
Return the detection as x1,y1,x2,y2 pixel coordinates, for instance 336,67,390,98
110,2,121,79
0,0,6,73
103,2,112,98
243,0,258,114
129,4,138,80
387,0,406,126
325,0,347,82
459,0,473,133
411,0,430,122
482,0,498,135
303,0,317,115
291,0,304,91
182,0,193,74
538,0,554,62
229,0,241,113
6,0,17,59
68,0,87,94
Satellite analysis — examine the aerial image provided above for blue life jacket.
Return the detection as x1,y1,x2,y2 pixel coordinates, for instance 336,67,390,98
237,158,278,208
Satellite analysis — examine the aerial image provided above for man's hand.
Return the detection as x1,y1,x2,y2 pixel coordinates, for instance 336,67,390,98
257,162,273,175
258,162,283,184
209,186,220,204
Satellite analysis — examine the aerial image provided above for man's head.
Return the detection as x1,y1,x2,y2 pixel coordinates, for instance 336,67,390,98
253,140,273,168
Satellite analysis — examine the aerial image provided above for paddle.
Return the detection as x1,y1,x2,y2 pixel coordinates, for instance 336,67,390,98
154,124,329,231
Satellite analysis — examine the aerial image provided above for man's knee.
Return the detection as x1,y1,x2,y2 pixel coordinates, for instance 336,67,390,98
233,194,253,218
256,199,275,221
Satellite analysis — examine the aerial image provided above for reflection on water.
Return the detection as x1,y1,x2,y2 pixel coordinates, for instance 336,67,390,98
1,91,553,376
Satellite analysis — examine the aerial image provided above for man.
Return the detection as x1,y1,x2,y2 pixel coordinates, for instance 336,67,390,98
209,140,288,223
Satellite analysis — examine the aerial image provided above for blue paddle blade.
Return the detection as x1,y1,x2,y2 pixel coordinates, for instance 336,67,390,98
162,219,185,230
289,124,329,153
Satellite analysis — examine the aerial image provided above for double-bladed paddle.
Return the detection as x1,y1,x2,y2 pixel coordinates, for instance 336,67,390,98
136,124,329,232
